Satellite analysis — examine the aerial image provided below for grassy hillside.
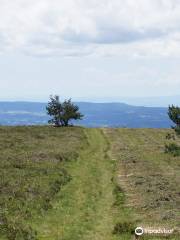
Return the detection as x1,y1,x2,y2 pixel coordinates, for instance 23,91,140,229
104,128,180,239
0,127,179,240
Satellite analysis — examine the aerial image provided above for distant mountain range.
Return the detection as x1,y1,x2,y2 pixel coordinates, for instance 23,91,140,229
114,95,180,107
0,101,173,128
68,95,180,107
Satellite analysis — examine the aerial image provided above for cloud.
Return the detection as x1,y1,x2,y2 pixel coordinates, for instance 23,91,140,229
0,0,180,57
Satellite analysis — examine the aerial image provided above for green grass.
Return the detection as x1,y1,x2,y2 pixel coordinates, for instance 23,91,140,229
0,127,179,240
34,128,116,240
104,128,180,239
0,126,86,240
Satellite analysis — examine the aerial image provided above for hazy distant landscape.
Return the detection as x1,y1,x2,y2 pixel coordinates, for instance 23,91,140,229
0,101,172,128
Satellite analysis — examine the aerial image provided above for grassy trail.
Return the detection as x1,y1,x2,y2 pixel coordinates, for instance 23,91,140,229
2,127,178,239
35,128,117,240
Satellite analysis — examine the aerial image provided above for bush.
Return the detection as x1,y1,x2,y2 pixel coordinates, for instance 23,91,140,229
165,143,180,157
113,221,135,235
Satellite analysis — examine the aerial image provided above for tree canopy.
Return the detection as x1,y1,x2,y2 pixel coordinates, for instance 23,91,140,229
168,105,180,136
46,95,83,127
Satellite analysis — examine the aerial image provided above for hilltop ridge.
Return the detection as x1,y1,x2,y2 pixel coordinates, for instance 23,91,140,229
0,101,171,128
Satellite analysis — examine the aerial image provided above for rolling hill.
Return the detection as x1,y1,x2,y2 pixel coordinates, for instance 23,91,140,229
0,101,171,128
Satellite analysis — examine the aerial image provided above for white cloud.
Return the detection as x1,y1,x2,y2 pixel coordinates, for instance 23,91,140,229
0,0,180,57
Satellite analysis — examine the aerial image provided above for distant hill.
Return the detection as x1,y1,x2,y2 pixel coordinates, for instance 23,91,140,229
119,95,180,107
0,101,172,128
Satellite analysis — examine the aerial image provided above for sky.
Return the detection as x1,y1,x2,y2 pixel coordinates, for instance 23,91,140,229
0,0,180,103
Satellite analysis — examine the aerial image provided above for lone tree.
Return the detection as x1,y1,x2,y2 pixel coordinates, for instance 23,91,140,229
46,95,83,127
168,105,180,136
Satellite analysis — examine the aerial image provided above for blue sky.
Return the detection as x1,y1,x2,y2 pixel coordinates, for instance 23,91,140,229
0,0,180,102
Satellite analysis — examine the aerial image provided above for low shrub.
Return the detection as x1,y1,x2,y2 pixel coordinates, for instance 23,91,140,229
113,221,135,235
165,143,180,156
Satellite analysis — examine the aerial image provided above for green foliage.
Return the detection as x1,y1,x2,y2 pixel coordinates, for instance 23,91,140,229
174,126,180,136
46,95,63,127
113,222,135,235
61,99,83,126
166,105,180,157
165,143,180,156
168,105,180,136
46,95,83,127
